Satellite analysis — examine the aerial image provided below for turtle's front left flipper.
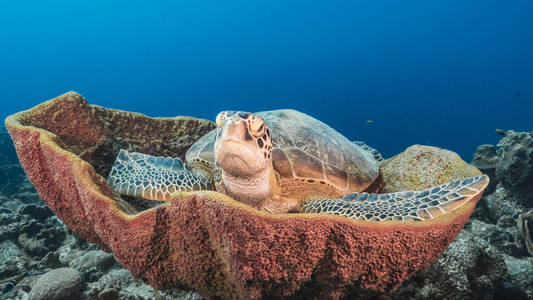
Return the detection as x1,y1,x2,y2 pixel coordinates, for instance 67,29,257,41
107,149,214,201
301,175,489,221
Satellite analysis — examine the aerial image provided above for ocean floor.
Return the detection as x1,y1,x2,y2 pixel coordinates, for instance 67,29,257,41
0,127,532,299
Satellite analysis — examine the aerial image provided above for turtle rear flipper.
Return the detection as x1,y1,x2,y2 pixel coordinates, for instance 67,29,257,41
301,175,489,221
107,149,214,201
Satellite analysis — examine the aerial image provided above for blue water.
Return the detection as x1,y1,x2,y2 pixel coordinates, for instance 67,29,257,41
1,1,532,159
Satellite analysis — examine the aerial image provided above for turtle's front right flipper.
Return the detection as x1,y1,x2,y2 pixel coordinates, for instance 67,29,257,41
107,149,214,201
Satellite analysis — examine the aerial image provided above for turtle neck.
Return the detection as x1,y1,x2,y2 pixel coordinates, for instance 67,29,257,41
221,167,274,208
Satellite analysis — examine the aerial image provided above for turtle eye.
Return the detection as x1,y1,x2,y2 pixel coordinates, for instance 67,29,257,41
216,112,226,129
249,115,266,137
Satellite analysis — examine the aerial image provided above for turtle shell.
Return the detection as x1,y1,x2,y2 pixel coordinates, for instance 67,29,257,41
259,110,379,194
185,109,379,194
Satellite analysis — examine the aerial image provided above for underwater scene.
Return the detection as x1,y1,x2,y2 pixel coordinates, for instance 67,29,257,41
1,1,533,300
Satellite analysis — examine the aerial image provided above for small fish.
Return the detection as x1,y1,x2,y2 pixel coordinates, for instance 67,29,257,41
513,92,521,98
495,129,506,137
366,120,373,124
1,270,44,294
2,271,29,294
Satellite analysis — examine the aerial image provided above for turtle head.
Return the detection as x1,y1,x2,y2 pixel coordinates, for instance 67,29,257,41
214,111,272,177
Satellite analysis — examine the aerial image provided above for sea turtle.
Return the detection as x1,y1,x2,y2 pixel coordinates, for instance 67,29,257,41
107,109,488,221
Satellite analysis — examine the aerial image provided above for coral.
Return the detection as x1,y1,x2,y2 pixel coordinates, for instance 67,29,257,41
86,268,201,300
502,255,533,299
473,130,533,205
380,145,481,193
496,131,533,203
4,92,487,299
392,228,508,300
472,144,499,194
0,240,28,279
518,210,533,256
472,131,533,258
0,128,29,195
0,127,198,300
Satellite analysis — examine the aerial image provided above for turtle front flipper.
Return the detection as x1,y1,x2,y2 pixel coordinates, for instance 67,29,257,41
301,175,489,221
353,141,384,162
107,149,214,201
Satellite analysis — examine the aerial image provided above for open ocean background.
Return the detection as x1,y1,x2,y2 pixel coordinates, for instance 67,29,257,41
1,0,532,159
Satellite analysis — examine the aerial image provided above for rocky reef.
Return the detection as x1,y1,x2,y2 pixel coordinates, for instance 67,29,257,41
0,127,202,299
0,93,531,299
4,92,489,299
390,130,533,300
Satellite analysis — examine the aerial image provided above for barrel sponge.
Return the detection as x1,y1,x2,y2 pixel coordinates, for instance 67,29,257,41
4,92,486,299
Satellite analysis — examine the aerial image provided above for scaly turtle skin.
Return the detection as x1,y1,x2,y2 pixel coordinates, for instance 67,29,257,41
107,110,489,221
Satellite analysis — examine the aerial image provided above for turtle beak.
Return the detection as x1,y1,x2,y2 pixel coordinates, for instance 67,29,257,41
216,115,252,145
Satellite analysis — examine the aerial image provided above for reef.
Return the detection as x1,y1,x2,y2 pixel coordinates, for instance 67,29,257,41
519,210,533,256
2,92,487,299
0,127,200,299
473,130,533,204
389,129,533,299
